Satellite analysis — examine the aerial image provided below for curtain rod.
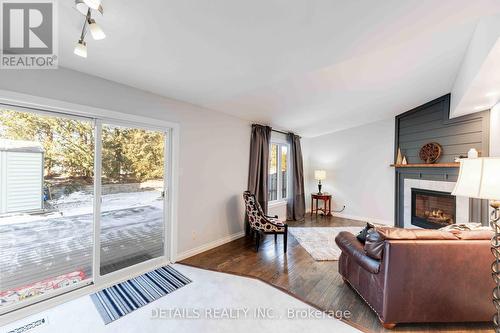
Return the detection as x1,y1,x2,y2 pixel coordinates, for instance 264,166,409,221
272,129,288,135
252,124,301,138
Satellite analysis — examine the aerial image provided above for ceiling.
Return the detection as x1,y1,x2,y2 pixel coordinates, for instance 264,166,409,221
58,0,500,137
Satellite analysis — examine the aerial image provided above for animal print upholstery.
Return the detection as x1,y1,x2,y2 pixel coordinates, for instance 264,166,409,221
243,191,286,232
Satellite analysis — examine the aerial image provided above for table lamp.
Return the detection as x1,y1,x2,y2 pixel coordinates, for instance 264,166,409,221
314,170,326,194
452,157,500,329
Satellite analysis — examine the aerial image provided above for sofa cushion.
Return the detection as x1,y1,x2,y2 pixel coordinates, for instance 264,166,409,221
455,229,494,240
364,229,385,260
335,231,380,274
376,227,458,240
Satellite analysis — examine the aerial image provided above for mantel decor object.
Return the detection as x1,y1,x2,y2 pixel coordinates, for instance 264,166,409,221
419,142,442,164
396,147,403,164
468,148,479,159
452,157,500,332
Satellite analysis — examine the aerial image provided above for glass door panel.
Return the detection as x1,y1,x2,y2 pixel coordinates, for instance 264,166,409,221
0,108,94,308
99,124,165,275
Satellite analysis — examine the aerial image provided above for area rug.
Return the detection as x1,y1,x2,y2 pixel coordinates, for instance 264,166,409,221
289,227,363,261
91,265,191,324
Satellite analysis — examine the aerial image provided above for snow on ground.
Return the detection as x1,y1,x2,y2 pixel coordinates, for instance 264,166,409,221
0,205,164,292
0,190,163,226
0,189,166,293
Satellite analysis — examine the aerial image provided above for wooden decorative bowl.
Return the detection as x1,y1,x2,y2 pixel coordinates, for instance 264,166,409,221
419,142,442,164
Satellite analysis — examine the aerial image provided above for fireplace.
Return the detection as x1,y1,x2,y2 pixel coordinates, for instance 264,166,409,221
411,188,456,229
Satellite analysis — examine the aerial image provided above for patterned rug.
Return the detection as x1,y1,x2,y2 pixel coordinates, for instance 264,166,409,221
289,227,363,261
91,265,191,324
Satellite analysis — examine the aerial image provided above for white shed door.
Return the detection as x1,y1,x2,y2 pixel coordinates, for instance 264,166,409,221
6,152,43,213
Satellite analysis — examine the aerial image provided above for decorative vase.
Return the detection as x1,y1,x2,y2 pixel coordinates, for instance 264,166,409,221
402,156,408,165
468,148,479,159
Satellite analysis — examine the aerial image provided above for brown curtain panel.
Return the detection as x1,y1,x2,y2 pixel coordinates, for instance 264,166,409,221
247,124,272,233
287,133,306,221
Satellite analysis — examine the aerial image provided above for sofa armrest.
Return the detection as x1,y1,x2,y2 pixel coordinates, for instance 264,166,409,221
335,232,380,274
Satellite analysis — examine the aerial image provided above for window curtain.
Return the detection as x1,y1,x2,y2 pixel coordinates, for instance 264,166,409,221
287,133,306,221
246,124,272,234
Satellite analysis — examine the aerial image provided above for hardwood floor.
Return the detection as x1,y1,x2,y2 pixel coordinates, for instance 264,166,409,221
181,215,492,333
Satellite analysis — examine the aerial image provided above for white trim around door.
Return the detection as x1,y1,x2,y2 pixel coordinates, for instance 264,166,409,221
0,90,180,326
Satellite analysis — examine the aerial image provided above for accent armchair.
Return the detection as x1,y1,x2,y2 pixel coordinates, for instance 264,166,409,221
243,191,288,252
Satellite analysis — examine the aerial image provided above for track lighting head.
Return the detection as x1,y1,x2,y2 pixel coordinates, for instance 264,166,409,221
75,0,103,16
74,40,87,58
83,0,101,10
88,19,106,40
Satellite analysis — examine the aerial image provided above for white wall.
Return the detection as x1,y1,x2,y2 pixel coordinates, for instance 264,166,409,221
0,68,250,260
302,118,394,225
491,103,500,157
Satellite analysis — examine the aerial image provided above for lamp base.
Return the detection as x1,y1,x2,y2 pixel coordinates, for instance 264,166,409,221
317,183,322,195
490,202,500,332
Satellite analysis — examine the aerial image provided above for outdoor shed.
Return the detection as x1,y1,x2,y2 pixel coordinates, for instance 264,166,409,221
0,139,44,214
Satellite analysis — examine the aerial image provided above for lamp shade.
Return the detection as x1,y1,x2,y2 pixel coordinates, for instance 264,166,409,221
452,158,500,200
314,170,326,181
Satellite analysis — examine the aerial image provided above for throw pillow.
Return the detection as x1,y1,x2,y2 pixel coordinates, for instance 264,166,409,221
364,229,385,260
356,222,375,243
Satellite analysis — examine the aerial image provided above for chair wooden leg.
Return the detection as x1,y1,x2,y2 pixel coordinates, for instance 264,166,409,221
283,227,288,253
255,231,260,251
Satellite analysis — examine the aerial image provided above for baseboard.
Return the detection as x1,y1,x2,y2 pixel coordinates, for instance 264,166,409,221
332,212,393,226
174,231,245,262
305,209,393,226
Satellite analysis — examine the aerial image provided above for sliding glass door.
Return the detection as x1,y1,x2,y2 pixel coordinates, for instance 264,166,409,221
0,107,171,313
0,108,95,309
99,124,166,275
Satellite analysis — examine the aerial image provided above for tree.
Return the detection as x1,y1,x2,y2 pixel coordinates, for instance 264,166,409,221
0,109,165,184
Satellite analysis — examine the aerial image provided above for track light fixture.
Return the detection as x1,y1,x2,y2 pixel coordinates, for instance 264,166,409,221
74,0,105,58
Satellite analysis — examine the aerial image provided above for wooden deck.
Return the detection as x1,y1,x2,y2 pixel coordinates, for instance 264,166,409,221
0,205,164,292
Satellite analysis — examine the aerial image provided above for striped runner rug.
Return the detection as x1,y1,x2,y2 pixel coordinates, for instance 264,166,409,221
90,265,191,324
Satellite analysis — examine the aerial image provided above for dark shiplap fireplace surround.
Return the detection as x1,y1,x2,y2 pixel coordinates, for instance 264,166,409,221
394,94,490,228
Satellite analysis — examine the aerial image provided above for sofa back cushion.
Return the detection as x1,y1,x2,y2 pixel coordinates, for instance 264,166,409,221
376,227,458,240
454,229,494,240
363,227,459,260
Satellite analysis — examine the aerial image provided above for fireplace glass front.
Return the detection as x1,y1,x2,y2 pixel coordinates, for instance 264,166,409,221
411,189,456,229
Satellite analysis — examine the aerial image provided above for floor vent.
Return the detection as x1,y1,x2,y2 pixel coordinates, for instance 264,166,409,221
5,316,48,333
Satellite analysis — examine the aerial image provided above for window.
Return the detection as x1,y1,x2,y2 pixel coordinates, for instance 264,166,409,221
268,142,289,201
0,106,172,314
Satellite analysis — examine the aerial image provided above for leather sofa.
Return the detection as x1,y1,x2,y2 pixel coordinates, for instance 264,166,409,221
335,227,495,329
